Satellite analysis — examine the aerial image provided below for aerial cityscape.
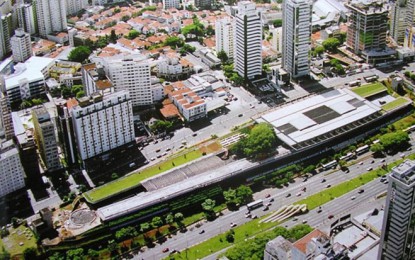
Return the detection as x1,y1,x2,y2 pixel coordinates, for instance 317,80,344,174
1,0,415,259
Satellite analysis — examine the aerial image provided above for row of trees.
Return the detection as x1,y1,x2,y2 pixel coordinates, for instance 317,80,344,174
223,185,253,209
371,130,410,155
224,225,313,259
230,123,278,159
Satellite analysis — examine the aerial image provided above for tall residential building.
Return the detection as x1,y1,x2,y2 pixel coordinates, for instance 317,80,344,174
32,106,60,171
65,0,89,16
107,56,153,107
34,0,67,37
11,28,32,63
379,160,415,260
82,63,113,96
0,91,13,140
0,139,25,197
282,0,312,78
0,13,11,60
234,1,262,80
345,0,394,64
162,0,180,9
71,91,135,161
215,17,234,62
270,27,283,54
14,2,37,35
390,0,409,45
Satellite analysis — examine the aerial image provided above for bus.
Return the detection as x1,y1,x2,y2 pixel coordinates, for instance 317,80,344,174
322,160,338,170
356,145,370,155
339,152,354,162
247,199,264,211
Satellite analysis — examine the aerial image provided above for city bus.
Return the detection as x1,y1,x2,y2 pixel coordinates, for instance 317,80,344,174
355,145,370,155
322,160,338,170
247,199,264,211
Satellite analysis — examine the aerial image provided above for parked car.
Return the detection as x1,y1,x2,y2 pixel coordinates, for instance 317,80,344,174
328,215,334,219
162,248,169,253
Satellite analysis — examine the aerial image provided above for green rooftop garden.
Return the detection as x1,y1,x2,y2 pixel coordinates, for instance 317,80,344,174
382,97,411,112
351,82,387,98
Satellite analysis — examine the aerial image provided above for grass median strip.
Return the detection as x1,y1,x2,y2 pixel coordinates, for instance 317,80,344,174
165,216,277,260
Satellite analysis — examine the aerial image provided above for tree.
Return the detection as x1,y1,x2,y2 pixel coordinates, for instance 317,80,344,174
164,36,184,48
68,46,91,63
314,45,325,56
272,19,282,27
404,71,411,78
140,222,151,233
150,120,173,133
165,213,174,227
217,50,229,64
87,249,99,258
225,229,235,243
76,90,85,99
379,131,409,153
206,25,215,36
288,224,313,240
49,252,65,260
303,165,316,175
370,143,385,156
23,248,37,260
11,217,20,228
322,37,340,52
202,199,216,219
230,123,277,159
223,188,239,208
151,216,164,230
174,212,184,227
66,248,84,260
109,29,117,44
126,29,140,40
115,226,137,241
236,185,253,204
108,240,119,254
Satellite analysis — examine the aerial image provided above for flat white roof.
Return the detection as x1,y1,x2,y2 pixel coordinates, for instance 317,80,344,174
96,159,256,221
5,56,54,89
259,89,381,147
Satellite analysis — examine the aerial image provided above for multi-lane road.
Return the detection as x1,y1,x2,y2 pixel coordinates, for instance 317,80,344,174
134,147,409,259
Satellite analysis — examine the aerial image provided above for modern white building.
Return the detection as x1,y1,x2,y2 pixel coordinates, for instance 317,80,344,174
107,56,153,107
35,0,67,37
215,17,234,61
32,106,60,171
270,27,283,54
71,91,135,161
14,2,37,35
81,63,113,96
10,28,32,63
379,160,415,260
157,54,194,80
0,13,11,61
162,0,180,9
234,1,262,80
282,0,312,78
0,91,13,140
3,56,54,106
65,0,89,16
169,87,207,122
0,139,25,197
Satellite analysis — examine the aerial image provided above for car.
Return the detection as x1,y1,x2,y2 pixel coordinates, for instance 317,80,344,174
251,215,258,219
233,97,238,101
166,148,171,152
238,114,243,117
367,167,373,171
199,230,205,234
162,152,168,156
292,217,298,221
179,145,184,149
157,154,162,158
303,178,308,182
156,149,161,153
285,193,291,198
263,206,269,211
400,154,406,158
328,215,334,219
245,213,252,218
358,189,364,194
162,248,169,253
381,159,386,163
265,194,271,198
371,160,375,164
153,140,158,144
359,161,364,165
150,157,156,161
296,193,301,197
384,180,389,184
230,223,237,228
266,202,272,207
317,208,322,213
270,198,274,202
321,179,326,183
170,250,178,255
380,177,386,183
351,196,356,200
302,220,308,224
301,187,307,192
192,133,197,137
326,184,331,188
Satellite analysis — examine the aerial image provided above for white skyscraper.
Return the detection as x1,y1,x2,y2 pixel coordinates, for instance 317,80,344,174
65,0,89,16
11,28,32,63
35,0,67,37
270,27,283,54
162,0,180,9
71,91,135,161
0,13,11,60
0,140,26,197
379,160,415,260
108,56,153,107
215,17,234,62
14,2,37,35
234,1,262,80
282,0,312,78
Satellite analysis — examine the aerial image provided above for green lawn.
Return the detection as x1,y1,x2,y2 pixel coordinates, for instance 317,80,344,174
352,82,387,98
166,216,277,260
0,225,38,257
84,149,203,204
382,97,411,112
